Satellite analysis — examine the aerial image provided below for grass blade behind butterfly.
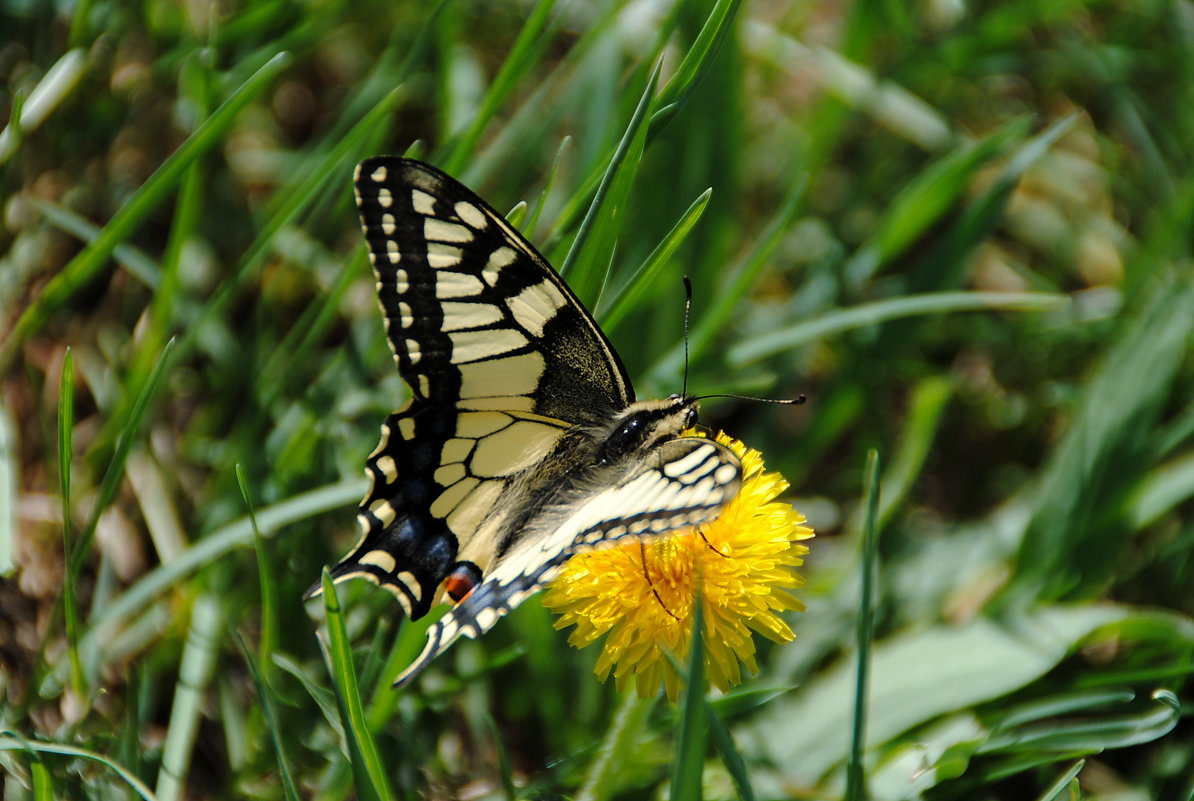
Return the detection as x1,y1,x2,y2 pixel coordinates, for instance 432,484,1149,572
646,172,805,385
236,465,277,683
727,291,1068,366
319,569,393,801
559,59,660,309
237,634,302,801
524,135,571,236
842,119,1029,289
155,594,221,801
598,188,712,333
576,693,657,801
69,338,176,576
0,737,156,801
0,53,289,371
649,0,742,137
30,200,161,288
439,0,559,176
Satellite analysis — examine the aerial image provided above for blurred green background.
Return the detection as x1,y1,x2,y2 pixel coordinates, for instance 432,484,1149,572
2,0,1193,799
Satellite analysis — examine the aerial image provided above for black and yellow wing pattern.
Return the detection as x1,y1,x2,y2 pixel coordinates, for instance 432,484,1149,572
311,157,742,686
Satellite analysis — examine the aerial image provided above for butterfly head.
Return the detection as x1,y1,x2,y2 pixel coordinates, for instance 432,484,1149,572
596,395,700,465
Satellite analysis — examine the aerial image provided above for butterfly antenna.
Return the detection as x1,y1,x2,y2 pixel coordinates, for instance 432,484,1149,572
682,275,693,398
694,392,808,406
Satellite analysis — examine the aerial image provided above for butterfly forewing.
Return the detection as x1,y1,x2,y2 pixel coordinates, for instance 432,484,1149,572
354,158,633,421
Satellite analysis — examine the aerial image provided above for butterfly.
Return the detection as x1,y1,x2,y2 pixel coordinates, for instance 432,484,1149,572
309,157,742,687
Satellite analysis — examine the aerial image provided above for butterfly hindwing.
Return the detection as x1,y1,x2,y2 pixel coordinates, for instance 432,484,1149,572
315,403,577,618
393,436,742,686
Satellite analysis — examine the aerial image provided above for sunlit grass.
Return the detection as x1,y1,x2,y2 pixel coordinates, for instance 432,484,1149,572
2,0,1193,799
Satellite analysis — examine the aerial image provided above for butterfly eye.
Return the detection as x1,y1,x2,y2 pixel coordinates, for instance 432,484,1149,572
684,407,698,429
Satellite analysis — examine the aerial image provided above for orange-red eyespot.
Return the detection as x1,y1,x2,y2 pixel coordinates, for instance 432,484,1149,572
444,562,482,602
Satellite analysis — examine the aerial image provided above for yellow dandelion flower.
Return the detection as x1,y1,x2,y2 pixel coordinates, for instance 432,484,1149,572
542,432,813,701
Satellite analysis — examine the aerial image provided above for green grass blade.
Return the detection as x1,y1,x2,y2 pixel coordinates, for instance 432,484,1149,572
671,594,706,801
155,594,222,801
1003,270,1194,605
71,338,176,575
117,84,403,442
705,701,755,801
651,0,742,137
366,614,439,730
217,677,249,772
598,188,711,332
1,87,24,164
0,398,16,576
983,690,1181,755
842,118,1029,288
440,0,559,175
57,349,84,697
845,449,880,801
910,113,1079,293
559,58,661,308
1035,761,1084,801
645,172,803,383
728,291,1068,365
73,477,362,673
0,735,157,801
274,653,345,743
0,52,290,370
0,48,86,165
525,136,571,235
997,690,1137,730
576,692,656,801
505,200,528,228
1128,450,1194,529
29,199,161,288
484,713,517,801
30,758,53,801
237,634,302,801
236,464,277,684
877,377,951,530
319,569,393,801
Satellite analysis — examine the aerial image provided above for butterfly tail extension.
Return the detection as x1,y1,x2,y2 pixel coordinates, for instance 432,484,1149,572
392,557,564,687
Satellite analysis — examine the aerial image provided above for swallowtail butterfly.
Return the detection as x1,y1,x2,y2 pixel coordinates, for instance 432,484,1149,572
310,158,742,686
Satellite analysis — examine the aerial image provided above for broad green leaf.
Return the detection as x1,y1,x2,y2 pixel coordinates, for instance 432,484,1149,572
746,604,1130,786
